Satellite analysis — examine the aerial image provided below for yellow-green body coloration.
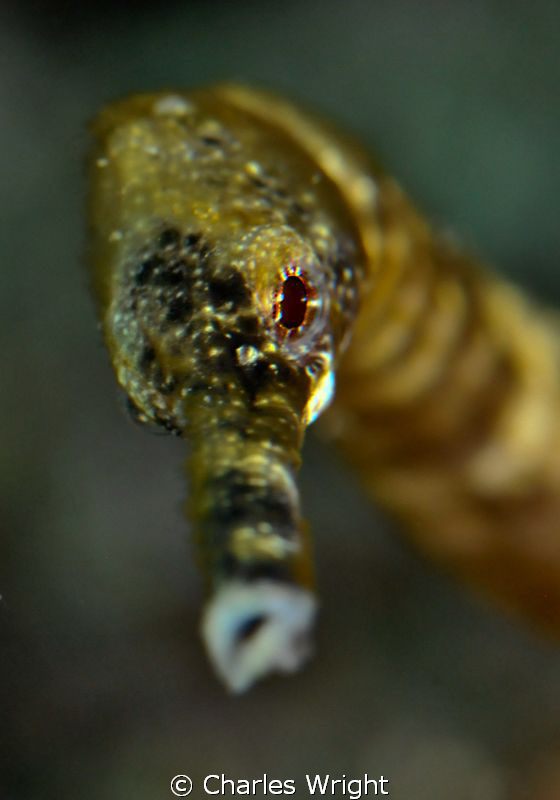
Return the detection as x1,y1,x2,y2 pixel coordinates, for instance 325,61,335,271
89,86,366,690
89,85,560,691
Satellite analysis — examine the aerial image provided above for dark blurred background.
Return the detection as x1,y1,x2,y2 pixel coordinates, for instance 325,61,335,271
2,1,560,798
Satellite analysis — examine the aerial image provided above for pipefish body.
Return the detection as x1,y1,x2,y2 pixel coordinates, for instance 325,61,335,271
89,84,560,692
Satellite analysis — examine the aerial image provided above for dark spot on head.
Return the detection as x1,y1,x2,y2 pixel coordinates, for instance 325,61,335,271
249,176,267,189
184,232,202,249
291,201,305,216
124,396,181,436
208,269,251,310
198,242,211,262
206,176,226,189
236,358,271,402
209,350,234,372
201,136,222,147
154,259,191,288
139,344,156,371
166,295,193,323
267,356,294,385
238,315,260,335
157,228,181,249
192,383,229,401
153,414,182,436
188,380,213,396
154,368,177,395
183,320,198,338
136,255,163,286
197,330,226,352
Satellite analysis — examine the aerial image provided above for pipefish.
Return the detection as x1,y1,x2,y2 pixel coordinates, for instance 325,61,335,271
89,84,560,692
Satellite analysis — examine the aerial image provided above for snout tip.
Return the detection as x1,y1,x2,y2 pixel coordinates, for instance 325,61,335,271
201,579,317,693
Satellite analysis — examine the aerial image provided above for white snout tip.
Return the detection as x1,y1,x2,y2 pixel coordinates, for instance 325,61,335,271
201,580,317,693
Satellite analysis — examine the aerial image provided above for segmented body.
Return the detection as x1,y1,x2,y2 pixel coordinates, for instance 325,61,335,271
89,85,560,690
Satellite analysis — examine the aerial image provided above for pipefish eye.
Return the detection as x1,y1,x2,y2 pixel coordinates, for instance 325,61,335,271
271,259,335,427
273,265,320,340
271,264,328,357
240,225,331,360
275,273,308,330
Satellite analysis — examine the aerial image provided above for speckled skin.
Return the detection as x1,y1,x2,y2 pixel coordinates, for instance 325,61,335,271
89,87,363,596
90,85,560,672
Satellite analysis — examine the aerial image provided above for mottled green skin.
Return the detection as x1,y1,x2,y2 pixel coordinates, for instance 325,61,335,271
89,88,365,593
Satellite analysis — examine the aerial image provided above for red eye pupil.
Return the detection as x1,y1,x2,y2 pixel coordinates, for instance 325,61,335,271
279,275,307,329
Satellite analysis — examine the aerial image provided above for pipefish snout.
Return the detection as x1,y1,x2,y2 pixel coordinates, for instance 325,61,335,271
89,85,560,691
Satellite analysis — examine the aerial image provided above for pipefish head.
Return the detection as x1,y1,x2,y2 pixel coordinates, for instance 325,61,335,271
89,88,365,690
